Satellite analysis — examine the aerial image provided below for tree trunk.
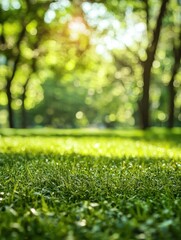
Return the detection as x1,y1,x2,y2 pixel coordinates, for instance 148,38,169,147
139,60,152,129
21,54,37,128
21,77,30,128
168,76,176,128
167,18,181,128
167,43,181,128
139,0,169,129
5,24,26,128
21,87,27,128
6,80,14,128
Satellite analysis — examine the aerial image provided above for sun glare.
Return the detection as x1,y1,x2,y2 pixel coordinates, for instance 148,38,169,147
68,17,89,40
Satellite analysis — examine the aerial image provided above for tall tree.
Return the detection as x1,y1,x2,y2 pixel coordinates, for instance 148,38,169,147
6,24,27,128
0,0,52,128
167,27,181,128
139,0,170,129
21,56,37,128
89,0,170,129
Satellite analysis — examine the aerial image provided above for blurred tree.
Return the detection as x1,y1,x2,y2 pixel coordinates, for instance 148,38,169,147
0,0,179,129
139,0,170,129
0,0,52,128
0,3,27,127
91,0,170,129
21,53,37,128
167,3,181,128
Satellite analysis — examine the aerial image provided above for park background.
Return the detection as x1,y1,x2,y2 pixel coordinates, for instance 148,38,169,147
0,0,180,130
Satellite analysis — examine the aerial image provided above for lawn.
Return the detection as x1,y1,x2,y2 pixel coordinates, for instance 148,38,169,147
0,128,181,240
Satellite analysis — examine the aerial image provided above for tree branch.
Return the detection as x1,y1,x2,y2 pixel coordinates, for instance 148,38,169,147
144,0,150,33
7,24,26,83
146,0,170,62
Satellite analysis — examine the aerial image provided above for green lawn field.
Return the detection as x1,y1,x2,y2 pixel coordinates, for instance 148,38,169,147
0,128,181,240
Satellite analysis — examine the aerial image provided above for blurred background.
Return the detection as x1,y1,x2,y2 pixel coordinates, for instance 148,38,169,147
0,0,180,129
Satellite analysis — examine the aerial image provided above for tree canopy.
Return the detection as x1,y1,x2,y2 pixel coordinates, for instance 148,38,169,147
0,0,180,129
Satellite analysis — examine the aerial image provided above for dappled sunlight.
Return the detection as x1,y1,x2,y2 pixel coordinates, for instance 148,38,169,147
0,130,180,163
68,16,90,40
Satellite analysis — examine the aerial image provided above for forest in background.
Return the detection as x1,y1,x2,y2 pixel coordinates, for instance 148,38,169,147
0,0,180,129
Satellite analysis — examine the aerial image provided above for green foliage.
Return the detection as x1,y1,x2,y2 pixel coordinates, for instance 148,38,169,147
0,129,181,239
0,0,181,128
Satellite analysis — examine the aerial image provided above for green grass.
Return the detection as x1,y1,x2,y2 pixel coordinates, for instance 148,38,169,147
0,128,181,240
